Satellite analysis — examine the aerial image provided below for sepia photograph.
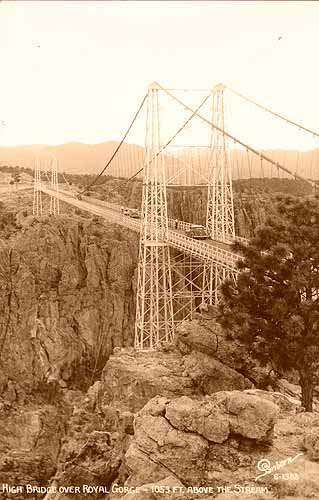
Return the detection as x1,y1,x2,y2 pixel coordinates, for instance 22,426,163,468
0,0,319,499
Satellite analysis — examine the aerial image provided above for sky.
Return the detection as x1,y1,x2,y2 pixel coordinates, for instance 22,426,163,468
0,0,318,149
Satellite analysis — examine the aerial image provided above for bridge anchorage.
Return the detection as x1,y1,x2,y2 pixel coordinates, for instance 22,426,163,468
134,82,238,350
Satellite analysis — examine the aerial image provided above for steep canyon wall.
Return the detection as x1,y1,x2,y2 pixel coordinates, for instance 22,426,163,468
0,216,139,401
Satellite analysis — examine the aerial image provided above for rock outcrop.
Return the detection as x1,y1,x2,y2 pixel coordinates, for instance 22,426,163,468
0,403,64,499
0,214,138,498
100,346,253,419
175,317,273,389
33,336,255,500
0,216,138,400
125,392,278,488
2,190,319,500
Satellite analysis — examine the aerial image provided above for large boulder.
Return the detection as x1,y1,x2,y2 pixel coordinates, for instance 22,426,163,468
124,392,279,488
100,349,199,415
182,351,253,393
166,392,278,444
100,348,253,422
175,319,272,389
165,396,230,443
244,389,300,415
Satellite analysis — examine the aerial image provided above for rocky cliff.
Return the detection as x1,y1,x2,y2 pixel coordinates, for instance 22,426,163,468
35,338,319,500
1,191,319,500
0,214,139,398
0,207,140,496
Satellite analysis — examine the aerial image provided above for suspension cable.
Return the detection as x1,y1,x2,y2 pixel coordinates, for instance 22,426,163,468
81,93,148,193
155,82,318,189
60,171,72,189
226,86,319,139
125,92,212,183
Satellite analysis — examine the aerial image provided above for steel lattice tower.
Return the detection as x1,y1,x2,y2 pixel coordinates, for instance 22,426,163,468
33,158,43,216
135,83,175,350
49,155,60,215
206,84,235,242
202,84,236,306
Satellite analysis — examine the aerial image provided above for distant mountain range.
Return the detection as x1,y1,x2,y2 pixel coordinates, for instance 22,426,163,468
0,142,145,176
0,141,318,181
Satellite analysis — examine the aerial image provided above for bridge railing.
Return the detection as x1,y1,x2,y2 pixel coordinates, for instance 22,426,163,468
57,189,248,247
167,221,248,246
167,230,240,270
81,195,123,213
168,218,192,231
213,232,249,246
47,186,123,214
41,186,240,269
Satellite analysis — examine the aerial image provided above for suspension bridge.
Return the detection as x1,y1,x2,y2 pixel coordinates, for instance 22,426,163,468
2,81,319,350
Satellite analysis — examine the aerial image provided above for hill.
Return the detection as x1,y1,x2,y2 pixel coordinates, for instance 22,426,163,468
0,141,145,176
0,142,318,182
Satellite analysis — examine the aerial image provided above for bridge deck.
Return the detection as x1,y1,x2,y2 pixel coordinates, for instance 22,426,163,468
39,186,240,270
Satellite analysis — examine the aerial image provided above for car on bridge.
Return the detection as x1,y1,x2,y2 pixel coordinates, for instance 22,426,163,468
124,208,140,218
185,224,209,240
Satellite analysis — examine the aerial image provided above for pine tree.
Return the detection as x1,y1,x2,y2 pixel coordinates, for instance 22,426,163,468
219,195,319,411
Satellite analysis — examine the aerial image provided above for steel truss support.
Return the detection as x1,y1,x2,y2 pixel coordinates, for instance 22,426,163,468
49,155,60,215
170,252,208,321
203,84,236,305
135,83,175,350
202,262,237,306
206,84,235,242
171,254,238,322
33,158,43,216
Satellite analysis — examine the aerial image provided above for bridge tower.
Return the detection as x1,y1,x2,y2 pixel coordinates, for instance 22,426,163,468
135,83,175,350
33,158,43,216
202,84,236,305
49,155,60,215
206,83,235,242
